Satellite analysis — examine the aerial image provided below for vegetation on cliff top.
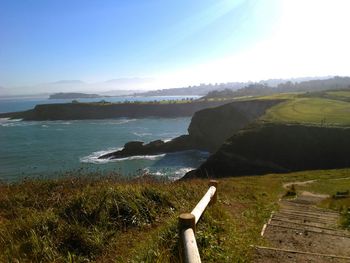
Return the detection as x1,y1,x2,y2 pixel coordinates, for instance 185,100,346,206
203,77,350,100
1,169,350,262
262,92,350,126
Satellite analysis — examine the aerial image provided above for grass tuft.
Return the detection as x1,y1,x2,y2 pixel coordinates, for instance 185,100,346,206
1,169,350,262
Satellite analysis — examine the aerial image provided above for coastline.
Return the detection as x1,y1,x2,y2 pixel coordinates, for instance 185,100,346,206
0,99,233,121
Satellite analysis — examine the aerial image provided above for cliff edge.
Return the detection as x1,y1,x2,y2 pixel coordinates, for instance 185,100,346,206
183,123,350,179
99,99,282,159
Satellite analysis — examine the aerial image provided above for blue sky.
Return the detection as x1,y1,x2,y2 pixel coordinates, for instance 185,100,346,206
1,0,350,94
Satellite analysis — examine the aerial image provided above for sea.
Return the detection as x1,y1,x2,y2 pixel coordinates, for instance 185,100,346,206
0,95,208,182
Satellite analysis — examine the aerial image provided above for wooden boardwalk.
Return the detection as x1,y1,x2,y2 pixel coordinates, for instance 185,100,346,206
254,193,350,262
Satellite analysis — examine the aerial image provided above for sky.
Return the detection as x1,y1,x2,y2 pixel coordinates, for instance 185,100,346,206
1,0,350,95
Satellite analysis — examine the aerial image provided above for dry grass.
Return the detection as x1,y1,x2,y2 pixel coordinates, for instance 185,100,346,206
1,169,350,262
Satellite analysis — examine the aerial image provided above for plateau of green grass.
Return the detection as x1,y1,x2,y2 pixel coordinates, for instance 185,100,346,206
261,97,350,126
326,90,350,99
1,169,350,262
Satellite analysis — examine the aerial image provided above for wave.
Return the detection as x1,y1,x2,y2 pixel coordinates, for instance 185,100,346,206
142,168,166,177
109,154,166,162
146,167,194,181
89,119,137,125
173,167,195,180
150,171,166,176
80,148,165,164
0,118,20,122
133,132,152,137
0,118,38,127
80,148,123,164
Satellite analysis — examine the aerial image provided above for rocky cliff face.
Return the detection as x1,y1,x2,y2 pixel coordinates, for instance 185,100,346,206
99,100,282,159
0,100,237,120
183,124,350,179
187,99,283,151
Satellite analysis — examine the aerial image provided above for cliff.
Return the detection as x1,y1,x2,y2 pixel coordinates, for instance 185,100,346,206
0,100,236,121
183,123,350,179
49,92,105,99
187,99,282,151
99,99,282,159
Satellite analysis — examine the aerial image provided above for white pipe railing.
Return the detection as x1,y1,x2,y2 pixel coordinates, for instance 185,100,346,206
178,180,218,263
191,185,217,224
182,228,201,263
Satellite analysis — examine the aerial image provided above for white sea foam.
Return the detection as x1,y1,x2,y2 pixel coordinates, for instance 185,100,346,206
133,132,152,137
80,147,123,164
148,167,195,181
173,167,195,179
110,154,166,162
80,148,165,164
88,119,137,125
0,118,22,124
0,118,36,127
101,119,137,125
151,171,166,176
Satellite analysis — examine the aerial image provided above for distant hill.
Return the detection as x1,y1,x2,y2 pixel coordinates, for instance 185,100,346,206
204,76,350,99
133,76,333,96
133,82,247,96
49,92,105,99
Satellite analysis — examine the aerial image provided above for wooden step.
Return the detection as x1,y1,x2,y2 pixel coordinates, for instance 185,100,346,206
279,208,339,218
279,204,339,215
263,224,350,256
280,200,333,211
269,218,350,237
275,211,338,223
253,245,350,263
272,214,336,228
266,223,350,238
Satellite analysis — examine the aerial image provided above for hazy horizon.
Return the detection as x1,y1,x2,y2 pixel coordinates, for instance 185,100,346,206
0,75,341,97
1,0,350,95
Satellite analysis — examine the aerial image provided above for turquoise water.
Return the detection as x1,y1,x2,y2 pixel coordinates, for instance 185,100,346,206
0,117,208,182
0,95,207,182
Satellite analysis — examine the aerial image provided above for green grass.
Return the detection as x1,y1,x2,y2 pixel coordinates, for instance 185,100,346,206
257,92,300,100
275,169,350,230
1,169,350,262
261,97,350,126
327,90,350,98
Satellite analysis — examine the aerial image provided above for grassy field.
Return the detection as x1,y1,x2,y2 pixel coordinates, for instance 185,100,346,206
261,97,350,126
1,169,350,262
327,90,350,99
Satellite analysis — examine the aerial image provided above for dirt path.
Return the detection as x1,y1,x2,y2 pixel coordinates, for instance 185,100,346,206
282,180,317,189
253,191,350,262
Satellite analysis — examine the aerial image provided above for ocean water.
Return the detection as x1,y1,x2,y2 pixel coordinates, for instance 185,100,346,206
0,96,207,182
